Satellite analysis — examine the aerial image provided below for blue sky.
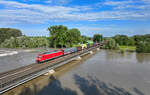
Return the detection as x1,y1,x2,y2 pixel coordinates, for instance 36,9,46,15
0,0,150,37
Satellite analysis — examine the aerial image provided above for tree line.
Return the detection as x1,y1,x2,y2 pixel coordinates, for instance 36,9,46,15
0,26,93,48
0,26,150,53
102,34,150,53
0,36,49,48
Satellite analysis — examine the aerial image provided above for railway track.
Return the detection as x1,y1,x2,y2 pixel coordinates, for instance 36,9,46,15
0,46,100,94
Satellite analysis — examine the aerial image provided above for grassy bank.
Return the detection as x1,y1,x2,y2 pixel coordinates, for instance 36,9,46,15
119,46,136,52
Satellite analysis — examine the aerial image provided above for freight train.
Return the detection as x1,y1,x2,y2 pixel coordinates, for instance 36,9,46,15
36,43,100,63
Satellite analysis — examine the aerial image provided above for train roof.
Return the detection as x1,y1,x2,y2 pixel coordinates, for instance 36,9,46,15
41,50,60,55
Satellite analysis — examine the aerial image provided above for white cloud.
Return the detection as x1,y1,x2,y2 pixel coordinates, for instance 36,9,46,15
45,0,72,5
77,26,110,36
78,26,150,37
0,0,78,13
142,0,150,3
0,0,150,25
45,0,52,3
104,0,134,6
101,0,150,10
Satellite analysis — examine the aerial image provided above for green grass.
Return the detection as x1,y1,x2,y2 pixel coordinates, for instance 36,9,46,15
119,46,136,52
72,44,80,47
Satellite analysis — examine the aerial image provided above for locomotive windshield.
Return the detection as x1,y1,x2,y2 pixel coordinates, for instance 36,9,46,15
42,52,50,54
37,56,41,58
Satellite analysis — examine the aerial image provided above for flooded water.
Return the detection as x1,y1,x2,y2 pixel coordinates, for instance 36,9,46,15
2,50,150,95
0,48,54,73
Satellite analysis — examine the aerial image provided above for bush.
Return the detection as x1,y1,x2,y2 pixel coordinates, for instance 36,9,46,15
1,36,49,48
136,42,150,53
114,35,135,46
102,38,119,49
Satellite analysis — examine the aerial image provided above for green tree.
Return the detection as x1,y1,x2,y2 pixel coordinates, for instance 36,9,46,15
103,38,119,49
136,42,150,53
48,25,68,48
0,28,22,44
93,34,103,43
66,28,81,47
48,25,82,48
81,35,89,44
133,34,150,45
127,37,135,46
114,35,135,46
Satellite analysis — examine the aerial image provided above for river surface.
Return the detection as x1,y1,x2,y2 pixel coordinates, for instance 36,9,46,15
2,50,150,95
0,48,55,73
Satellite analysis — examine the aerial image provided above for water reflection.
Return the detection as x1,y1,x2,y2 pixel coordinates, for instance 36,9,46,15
136,53,150,64
104,50,125,60
104,50,137,64
74,74,145,95
18,76,77,95
104,50,150,64
18,85,37,95
37,76,77,95
13,74,145,95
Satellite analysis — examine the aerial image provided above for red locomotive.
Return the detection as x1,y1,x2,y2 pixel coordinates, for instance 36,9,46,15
36,50,63,63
